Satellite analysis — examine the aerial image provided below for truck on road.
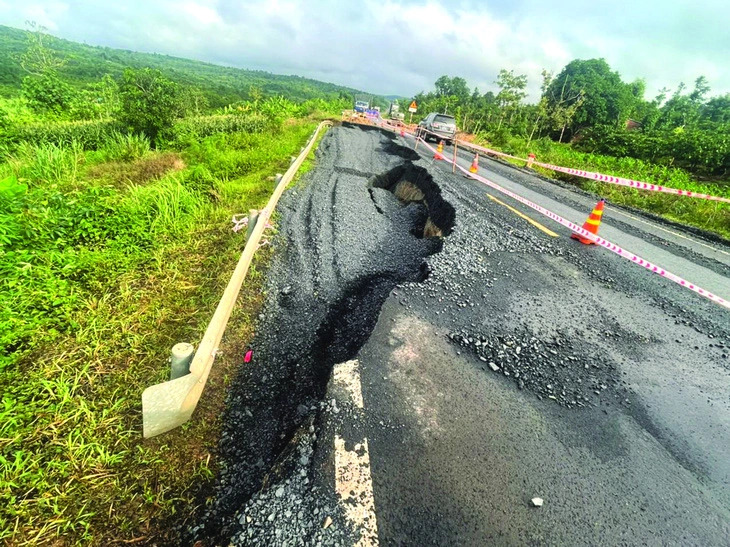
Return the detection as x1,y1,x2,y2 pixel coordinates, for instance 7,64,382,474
389,102,405,122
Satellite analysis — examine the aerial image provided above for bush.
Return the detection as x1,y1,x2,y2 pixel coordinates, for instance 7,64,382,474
577,126,730,177
118,68,182,144
21,74,76,114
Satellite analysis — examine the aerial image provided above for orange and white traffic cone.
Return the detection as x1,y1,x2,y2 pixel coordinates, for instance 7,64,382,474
469,153,479,173
434,140,445,160
571,199,605,244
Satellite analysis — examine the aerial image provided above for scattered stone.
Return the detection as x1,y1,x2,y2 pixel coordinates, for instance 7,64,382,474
531,497,544,507
323,516,332,529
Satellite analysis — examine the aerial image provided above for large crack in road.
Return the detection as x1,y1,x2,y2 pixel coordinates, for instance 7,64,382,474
189,123,455,543
189,123,730,546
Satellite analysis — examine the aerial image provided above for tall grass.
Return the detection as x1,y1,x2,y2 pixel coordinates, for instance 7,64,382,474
8,140,84,186
125,178,205,236
0,117,321,545
101,131,151,162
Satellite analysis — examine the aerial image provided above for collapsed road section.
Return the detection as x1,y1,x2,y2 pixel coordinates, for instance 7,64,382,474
190,122,730,546
189,123,455,543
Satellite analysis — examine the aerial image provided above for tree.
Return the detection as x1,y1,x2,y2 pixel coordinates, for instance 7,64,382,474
19,22,76,115
527,70,553,144
90,74,121,118
702,94,730,125
118,68,182,143
546,58,637,133
434,76,470,101
655,78,711,130
20,22,66,76
689,76,710,104
181,86,209,117
22,73,75,114
494,69,527,130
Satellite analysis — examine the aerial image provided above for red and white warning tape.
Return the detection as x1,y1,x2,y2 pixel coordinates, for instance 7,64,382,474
452,138,730,205
415,136,730,311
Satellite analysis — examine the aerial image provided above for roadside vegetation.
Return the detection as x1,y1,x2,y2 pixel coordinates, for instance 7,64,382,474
2,18,729,545
476,134,730,239
0,25,343,545
401,65,729,239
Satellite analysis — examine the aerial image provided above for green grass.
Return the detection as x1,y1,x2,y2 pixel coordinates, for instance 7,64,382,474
0,116,323,544
477,134,730,240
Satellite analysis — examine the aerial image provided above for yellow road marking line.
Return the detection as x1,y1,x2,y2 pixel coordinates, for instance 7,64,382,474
607,206,730,259
486,193,559,237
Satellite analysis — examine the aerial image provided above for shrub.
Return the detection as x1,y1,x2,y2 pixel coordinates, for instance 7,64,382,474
118,68,182,144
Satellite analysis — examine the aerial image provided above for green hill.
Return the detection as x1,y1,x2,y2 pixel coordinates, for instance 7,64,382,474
0,25,374,107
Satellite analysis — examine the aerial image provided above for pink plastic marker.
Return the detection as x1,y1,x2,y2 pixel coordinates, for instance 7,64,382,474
244,350,253,363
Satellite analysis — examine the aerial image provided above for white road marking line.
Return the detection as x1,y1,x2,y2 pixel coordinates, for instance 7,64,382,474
607,205,730,259
332,360,379,546
333,359,364,408
334,436,379,547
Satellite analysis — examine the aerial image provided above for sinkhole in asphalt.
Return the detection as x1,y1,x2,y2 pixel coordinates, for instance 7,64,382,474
370,160,456,239
192,151,456,544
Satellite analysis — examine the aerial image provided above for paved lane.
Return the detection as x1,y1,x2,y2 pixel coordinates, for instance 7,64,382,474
199,124,730,546
423,136,730,301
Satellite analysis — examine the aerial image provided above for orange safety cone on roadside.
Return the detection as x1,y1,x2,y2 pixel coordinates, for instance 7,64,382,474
469,153,479,173
434,140,445,160
571,199,605,244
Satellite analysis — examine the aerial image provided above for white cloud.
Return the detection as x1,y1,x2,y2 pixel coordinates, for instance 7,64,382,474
180,2,223,26
0,0,728,102
1,1,68,31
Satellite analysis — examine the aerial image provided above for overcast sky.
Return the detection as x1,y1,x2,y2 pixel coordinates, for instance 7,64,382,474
1,0,727,102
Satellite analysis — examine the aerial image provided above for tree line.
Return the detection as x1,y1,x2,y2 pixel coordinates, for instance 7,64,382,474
0,25,351,148
401,59,730,177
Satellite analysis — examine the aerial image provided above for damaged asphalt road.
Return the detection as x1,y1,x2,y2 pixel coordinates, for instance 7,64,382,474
190,123,730,546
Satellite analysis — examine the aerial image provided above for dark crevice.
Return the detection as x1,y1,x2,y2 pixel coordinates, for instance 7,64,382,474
189,144,455,546
368,187,386,214
334,165,376,178
370,162,456,238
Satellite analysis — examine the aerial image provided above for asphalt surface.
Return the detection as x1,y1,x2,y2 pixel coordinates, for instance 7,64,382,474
190,123,730,546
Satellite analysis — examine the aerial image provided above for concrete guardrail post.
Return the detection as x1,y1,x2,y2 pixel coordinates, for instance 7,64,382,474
170,343,195,380
246,209,259,242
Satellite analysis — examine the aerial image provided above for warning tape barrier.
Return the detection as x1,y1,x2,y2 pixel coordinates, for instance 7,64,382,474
414,136,730,311
414,127,730,205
